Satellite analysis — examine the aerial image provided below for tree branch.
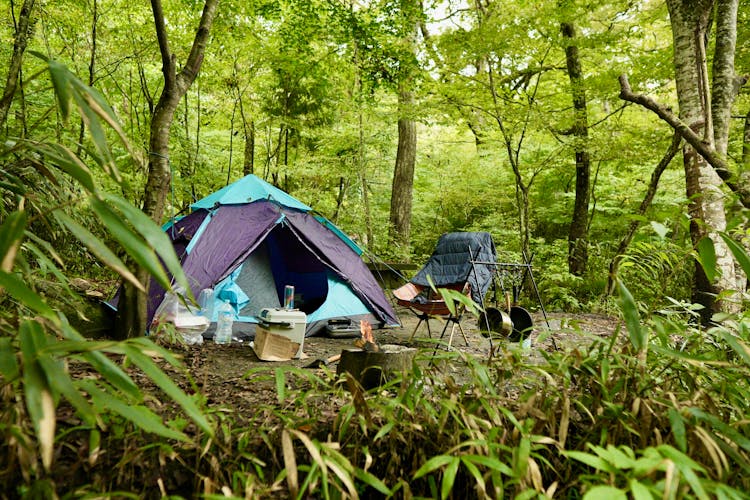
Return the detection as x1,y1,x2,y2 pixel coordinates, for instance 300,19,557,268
179,0,220,89
618,74,736,185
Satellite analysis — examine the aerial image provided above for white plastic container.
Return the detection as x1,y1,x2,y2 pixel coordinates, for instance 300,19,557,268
214,300,234,344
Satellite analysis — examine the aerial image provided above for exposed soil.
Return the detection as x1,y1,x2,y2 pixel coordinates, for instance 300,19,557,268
152,307,622,416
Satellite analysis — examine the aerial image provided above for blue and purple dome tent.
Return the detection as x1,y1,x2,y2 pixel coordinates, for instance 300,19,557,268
111,174,400,338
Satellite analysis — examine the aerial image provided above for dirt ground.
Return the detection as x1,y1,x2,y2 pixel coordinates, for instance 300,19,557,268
156,307,622,415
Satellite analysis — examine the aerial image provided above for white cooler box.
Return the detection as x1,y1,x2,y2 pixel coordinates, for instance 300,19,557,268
255,308,307,360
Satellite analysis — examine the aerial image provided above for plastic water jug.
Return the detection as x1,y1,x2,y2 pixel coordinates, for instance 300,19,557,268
215,300,234,344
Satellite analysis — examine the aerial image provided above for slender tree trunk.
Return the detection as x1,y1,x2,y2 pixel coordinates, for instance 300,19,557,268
115,0,219,339
359,111,374,249
607,133,682,294
0,0,36,132
666,0,737,322
388,0,419,254
561,21,591,277
389,85,416,252
76,0,97,158
237,88,254,176
711,0,738,158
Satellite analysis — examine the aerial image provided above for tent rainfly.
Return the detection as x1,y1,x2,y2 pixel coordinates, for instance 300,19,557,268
109,174,400,338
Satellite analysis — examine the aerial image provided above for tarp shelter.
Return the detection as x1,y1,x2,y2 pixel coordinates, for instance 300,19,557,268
109,174,400,338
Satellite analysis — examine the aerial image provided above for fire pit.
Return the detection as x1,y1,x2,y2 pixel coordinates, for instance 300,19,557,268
336,321,417,389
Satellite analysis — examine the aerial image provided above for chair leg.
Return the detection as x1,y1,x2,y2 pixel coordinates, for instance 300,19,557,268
408,313,431,342
447,322,457,349
457,321,470,346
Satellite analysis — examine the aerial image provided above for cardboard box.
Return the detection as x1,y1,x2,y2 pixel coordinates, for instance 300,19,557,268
255,308,307,360
253,328,301,361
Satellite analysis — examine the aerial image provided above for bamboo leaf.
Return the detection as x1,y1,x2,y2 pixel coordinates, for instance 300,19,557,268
564,450,616,473
104,193,191,295
441,457,460,500
0,338,19,380
89,198,171,290
616,280,647,352
668,408,687,452
719,232,750,279
32,143,96,193
0,271,58,321
281,429,299,497
629,479,652,500
54,211,143,291
0,210,26,272
120,343,213,437
47,58,72,121
459,457,487,497
36,352,96,426
695,237,717,283
81,380,186,441
353,468,391,495
462,454,514,475
413,455,455,479
275,368,286,404
583,486,627,500
19,321,57,470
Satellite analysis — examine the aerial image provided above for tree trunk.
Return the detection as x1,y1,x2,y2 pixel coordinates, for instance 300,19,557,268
666,0,737,322
389,85,416,252
115,0,219,339
561,21,591,277
0,0,36,132
711,0,738,158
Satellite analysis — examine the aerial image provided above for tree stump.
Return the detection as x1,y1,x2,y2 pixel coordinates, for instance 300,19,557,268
337,344,417,390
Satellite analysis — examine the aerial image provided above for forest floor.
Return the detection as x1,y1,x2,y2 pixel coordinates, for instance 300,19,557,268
141,306,623,417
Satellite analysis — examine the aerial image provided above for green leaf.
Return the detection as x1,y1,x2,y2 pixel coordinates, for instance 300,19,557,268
583,485,627,500
695,237,717,283
413,455,455,479
19,320,57,470
36,351,96,426
616,280,647,352
104,193,191,295
353,468,391,495
687,409,750,453
47,59,72,121
441,457,460,500
275,368,286,404
462,454,514,475
54,211,143,291
90,198,172,291
34,143,96,193
0,271,58,321
668,408,687,452
514,436,530,478
0,338,19,380
81,380,186,441
0,210,26,272
564,451,616,473
629,479,652,500
719,232,750,281
120,342,213,437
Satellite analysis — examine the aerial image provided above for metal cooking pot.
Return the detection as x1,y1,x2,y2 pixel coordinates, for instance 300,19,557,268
508,285,533,342
478,306,513,338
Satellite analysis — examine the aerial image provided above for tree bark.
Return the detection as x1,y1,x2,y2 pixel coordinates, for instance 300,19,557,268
0,0,36,132
561,21,591,277
711,0,738,158
115,0,219,339
389,85,417,252
665,0,737,321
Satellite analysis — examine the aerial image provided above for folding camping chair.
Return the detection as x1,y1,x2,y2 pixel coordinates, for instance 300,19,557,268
393,281,472,348
392,232,497,350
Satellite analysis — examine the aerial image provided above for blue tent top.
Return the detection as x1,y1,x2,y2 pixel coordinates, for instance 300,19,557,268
190,174,363,255
191,174,312,212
